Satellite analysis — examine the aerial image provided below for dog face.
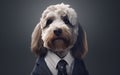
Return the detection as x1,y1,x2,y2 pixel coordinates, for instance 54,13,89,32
31,3,88,59
40,3,78,52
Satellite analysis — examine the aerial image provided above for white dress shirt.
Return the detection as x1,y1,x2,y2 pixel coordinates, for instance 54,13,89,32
45,51,74,75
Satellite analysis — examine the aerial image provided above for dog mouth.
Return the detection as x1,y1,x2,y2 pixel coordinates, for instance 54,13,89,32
48,37,70,50
52,37,67,43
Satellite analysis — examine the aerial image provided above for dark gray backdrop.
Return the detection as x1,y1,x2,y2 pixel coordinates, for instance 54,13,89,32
0,0,120,75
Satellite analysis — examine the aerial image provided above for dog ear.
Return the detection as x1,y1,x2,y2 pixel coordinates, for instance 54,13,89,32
71,23,88,59
31,23,47,57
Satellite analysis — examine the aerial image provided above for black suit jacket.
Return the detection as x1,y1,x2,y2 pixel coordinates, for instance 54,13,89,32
31,57,89,75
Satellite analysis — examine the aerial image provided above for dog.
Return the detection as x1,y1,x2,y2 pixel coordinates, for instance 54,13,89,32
31,3,89,75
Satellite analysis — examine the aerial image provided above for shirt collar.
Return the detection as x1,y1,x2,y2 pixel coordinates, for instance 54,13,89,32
45,51,74,68
63,51,74,66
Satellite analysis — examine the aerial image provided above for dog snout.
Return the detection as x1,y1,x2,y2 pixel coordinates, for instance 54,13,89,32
54,28,62,36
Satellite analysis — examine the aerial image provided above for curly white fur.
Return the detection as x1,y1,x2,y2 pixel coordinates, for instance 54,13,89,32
31,3,88,58
40,3,78,51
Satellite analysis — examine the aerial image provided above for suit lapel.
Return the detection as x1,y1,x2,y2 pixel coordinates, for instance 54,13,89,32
72,59,89,75
32,57,52,75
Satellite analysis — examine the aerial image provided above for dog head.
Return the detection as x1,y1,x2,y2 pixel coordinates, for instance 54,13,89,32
31,3,88,59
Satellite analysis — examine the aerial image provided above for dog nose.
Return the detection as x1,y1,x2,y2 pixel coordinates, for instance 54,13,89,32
54,28,62,36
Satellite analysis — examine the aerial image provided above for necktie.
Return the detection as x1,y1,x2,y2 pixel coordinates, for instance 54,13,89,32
56,60,68,75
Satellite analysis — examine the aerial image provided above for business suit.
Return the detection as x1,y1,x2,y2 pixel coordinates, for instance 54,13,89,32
31,57,89,75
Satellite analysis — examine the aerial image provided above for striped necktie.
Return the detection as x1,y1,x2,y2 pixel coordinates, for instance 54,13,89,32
56,59,68,75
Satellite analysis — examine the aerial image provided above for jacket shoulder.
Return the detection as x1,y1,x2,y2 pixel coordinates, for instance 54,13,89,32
31,57,52,75
72,59,89,75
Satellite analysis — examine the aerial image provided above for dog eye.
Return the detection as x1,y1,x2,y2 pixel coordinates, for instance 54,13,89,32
45,18,53,27
62,15,73,27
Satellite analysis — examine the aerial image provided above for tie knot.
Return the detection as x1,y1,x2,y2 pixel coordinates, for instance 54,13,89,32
56,60,68,71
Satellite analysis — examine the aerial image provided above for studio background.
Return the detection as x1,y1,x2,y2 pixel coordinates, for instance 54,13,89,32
0,0,120,75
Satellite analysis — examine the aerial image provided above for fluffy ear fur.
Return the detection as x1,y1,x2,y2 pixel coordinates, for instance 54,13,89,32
71,23,88,59
31,23,47,57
